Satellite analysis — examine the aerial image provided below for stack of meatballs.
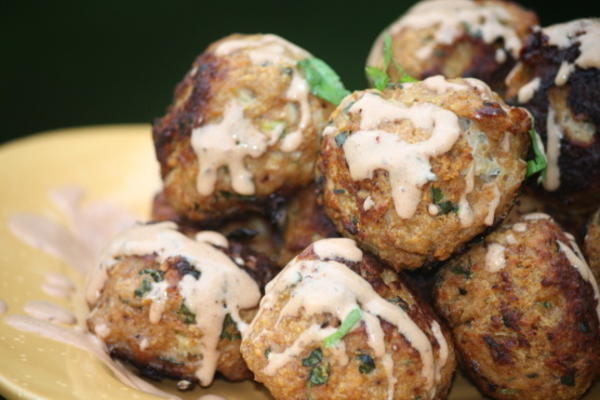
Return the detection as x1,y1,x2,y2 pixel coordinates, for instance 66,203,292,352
86,1,600,399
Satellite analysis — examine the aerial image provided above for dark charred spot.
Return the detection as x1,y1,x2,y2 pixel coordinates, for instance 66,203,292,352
560,369,576,387
343,217,358,235
482,335,514,364
169,257,200,279
501,307,522,331
475,102,507,119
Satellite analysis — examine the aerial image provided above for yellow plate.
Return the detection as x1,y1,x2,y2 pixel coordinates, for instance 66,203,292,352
0,125,596,400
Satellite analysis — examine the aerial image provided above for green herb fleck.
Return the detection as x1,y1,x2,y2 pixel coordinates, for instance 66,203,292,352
430,187,458,215
387,297,409,311
526,128,547,178
220,314,241,340
412,396,423,400
308,363,330,386
179,302,196,324
383,33,418,84
297,57,350,106
499,388,520,396
365,66,390,91
335,131,350,147
264,347,272,359
451,265,472,279
323,308,362,347
134,278,152,298
542,301,553,309
302,348,323,367
139,269,164,283
578,321,590,333
560,371,576,386
356,353,375,374
334,189,346,195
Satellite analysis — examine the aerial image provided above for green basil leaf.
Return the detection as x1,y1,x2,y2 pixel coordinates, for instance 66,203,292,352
323,308,362,347
365,66,389,91
297,57,350,106
526,128,547,178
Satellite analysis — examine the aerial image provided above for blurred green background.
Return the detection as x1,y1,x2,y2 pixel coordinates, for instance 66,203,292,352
2,0,599,143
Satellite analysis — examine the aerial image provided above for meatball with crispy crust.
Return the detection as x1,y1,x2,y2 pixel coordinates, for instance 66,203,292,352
153,34,334,223
584,207,600,283
318,76,530,270
86,222,278,387
152,189,282,263
434,214,600,400
278,185,338,266
366,0,538,92
241,238,456,400
505,19,600,213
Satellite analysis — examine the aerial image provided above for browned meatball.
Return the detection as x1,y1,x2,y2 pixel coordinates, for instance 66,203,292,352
318,76,530,270
241,238,456,400
153,34,334,223
278,185,338,266
505,19,600,214
434,214,600,400
584,207,600,283
366,0,538,92
86,222,278,387
152,189,282,263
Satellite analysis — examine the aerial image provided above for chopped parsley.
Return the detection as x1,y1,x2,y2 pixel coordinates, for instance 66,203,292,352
323,308,362,347
302,348,330,386
431,187,458,215
308,364,330,386
220,314,241,341
334,131,350,147
139,269,164,283
366,33,417,90
365,66,390,91
387,296,409,311
297,57,350,106
134,278,152,298
356,353,375,374
526,128,547,179
264,347,272,359
560,371,576,386
179,302,196,324
302,348,323,367
450,265,472,279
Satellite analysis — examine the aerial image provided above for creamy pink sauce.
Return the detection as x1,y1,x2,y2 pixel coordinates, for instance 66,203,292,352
557,235,600,320
543,106,563,191
0,299,7,315
554,61,575,86
341,91,462,219
3,315,180,400
517,77,540,103
484,183,501,226
385,0,523,61
5,187,186,399
512,222,528,232
197,395,227,400
485,243,506,272
254,238,448,400
543,19,600,70
8,186,135,274
42,273,75,299
191,34,312,196
23,300,76,325
89,222,261,386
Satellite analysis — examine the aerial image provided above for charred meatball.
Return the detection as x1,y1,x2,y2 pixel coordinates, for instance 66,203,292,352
434,214,600,400
505,19,600,213
366,0,538,91
86,222,278,386
584,207,600,283
241,238,456,400
278,185,338,266
153,34,334,223
318,76,530,270
152,189,282,263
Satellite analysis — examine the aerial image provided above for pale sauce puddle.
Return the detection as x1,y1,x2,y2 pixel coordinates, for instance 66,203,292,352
3,186,188,399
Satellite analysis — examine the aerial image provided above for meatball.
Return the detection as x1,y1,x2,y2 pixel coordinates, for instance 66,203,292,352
366,0,538,91
505,19,600,213
584,207,600,283
278,185,338,266
434,214,600,400
86,222,278,387
153,34,334,223
318,76,531,270
152,189,282,263
241,238,456,400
